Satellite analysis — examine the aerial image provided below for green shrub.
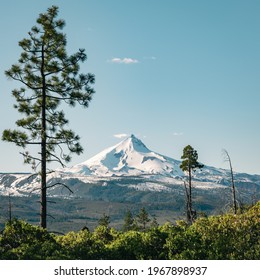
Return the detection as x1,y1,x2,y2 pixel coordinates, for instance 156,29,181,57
0,202,259,260
56,229,105,259
165,202,260,259
192,202,260,259
0,219,60,259
106,230,144,259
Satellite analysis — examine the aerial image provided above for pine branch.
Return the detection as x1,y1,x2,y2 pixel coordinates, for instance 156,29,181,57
46,182,73,193
46,151,66,167
3,5,94,229
47,213,55,220
16,95,39,102
20,152,42,162
10,72,42,91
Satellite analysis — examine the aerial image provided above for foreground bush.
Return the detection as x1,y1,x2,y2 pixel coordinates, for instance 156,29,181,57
0,219,60,259
191,203,260,259
0,202,259,259
55,229,106,259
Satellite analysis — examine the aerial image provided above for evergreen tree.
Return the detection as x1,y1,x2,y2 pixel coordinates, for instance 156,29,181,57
136,207,150,231
150,216,159,229
98,214,110,228
122,210,135,231
180,145,203,224
2,6,95,228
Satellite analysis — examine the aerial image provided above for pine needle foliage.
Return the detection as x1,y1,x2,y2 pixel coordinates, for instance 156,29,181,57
180,145,203,224
2,6,95,228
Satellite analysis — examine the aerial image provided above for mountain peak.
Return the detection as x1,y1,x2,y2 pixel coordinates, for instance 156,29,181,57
120,134,149,153
66,134,183,177
130,134,138,140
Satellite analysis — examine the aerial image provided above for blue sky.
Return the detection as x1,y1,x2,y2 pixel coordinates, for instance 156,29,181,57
0,0,259,174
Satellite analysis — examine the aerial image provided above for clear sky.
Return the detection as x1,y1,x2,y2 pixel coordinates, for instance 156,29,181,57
0,0,259,174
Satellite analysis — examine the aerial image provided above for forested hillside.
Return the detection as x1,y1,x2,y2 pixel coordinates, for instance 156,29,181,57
0,202,259,260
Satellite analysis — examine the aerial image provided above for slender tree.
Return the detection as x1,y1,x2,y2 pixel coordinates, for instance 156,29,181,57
136,207,150,231
98,213,110,228
8,194,12,223
180,145,203,224
150,216,159,229
222,149,238,214
122,209,135,231
2,6,95,228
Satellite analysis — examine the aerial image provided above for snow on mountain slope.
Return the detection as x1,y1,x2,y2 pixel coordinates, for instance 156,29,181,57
1,135,260,200
64,134,184,177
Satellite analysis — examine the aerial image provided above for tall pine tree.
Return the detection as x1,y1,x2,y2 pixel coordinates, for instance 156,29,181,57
2,6,95,228
180,145,203,224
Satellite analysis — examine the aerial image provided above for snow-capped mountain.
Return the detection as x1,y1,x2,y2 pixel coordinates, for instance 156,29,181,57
63,134,184,177
1,135,259,230
0,135,260,206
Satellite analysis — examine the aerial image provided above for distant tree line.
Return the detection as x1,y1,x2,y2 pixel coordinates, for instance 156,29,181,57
0,202,259,260
97,207,158,233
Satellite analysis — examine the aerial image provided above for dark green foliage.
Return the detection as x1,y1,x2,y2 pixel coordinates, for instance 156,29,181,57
136,207,151,231
180,145,204,224
180,145,204,173
150,216,159,229
122,210,137,231
56,230,106,259
0,203,259,260
3,5,94,166
106,230,146,259
0,219,61,259
98,213,110,228
2,6,95,228
165,203,260,259
95,214,113,243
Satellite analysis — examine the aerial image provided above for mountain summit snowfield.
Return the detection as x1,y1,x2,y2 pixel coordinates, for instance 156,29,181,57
0,135,260,204
64,134,184,177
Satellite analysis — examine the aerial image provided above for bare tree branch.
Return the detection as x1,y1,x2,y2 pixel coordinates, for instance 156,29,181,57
222,149,238,214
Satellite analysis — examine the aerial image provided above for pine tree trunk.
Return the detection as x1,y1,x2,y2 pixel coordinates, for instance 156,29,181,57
8,194,12,223
40,44,47,228
184,181,190,223
40,121,47,228
188,166,192,224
